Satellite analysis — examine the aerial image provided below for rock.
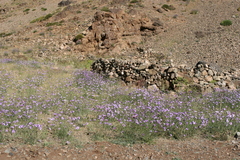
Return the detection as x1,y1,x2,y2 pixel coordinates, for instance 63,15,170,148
0,8,6,14
203,86,213,94
167,67,178,73
170,72,176,80
4,149,11,154
205,76,213,82
147,84,159,92
226,81,236,90
232,80,240,89
156,8,163,13
125,76,133,82
58,0,72,7
108,72,114,76
193,77,199,83
148,69,158,75
213,76,221,81
234,132,240,140
217,81,226,87
208,70,214,76
152,18,163,26
79,9,161,52
199,81,206,85
196,61,208,68
202,70,208,76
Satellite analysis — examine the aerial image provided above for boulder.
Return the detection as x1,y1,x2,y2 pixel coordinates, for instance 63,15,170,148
78,9,161,52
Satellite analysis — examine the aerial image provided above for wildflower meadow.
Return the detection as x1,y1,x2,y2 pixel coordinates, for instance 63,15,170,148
0,59,239,147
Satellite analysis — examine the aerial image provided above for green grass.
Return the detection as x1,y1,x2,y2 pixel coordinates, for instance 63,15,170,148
220,20,232,26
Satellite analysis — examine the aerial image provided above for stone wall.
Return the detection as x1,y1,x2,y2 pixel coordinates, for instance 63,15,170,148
91,58,240,93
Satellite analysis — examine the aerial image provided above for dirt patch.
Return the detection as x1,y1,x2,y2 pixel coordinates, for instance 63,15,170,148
0,138,240,160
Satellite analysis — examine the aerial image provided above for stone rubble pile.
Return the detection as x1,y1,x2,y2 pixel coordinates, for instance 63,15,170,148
91,58,240,93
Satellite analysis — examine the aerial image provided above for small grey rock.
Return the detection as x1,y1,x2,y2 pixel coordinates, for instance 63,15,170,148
4,149,11,154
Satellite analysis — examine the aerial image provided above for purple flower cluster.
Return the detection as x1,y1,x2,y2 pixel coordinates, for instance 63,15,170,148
92,89,240,138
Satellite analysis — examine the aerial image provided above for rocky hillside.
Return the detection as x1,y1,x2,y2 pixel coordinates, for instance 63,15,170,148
0,0,240,70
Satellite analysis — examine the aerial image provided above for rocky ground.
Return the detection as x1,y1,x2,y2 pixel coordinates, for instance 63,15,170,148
0,0,240,159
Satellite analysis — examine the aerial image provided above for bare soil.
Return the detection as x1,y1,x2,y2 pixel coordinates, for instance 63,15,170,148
0,138,240,160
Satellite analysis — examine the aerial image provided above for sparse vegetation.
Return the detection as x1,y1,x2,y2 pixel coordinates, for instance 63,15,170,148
162,4,176,11
220,20,232,26
23,8,30,12
0,32,13,38
39,32,45,36
190,9,198,14
210,80,217,84
30,14,53,23
101,6,111,12
173,77,189,85
46,21,64,27
41,7,47,11
73,34,84,43
130,0,139,3
24,49,33,54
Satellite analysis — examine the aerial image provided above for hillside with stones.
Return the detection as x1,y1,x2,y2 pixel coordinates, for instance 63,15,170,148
0,0,239,70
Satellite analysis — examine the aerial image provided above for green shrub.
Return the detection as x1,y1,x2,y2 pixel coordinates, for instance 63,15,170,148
41,7,47,11
162,4,175,11
0,32,13,37
130,0,139,3
23,8,30,12
101,6,110,12
237,7,240,11
220,20,232,26
73,34,84,42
